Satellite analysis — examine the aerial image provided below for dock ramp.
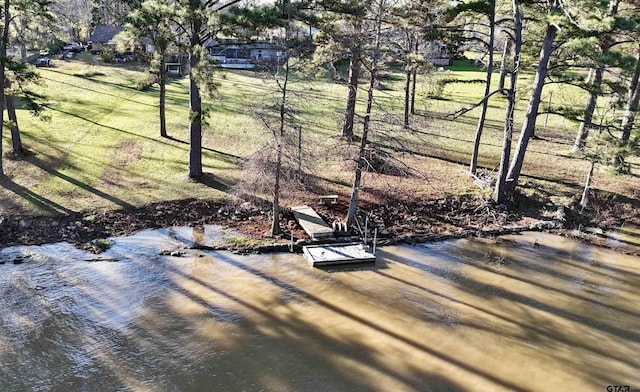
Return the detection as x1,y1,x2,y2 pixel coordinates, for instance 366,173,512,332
292,206,334,240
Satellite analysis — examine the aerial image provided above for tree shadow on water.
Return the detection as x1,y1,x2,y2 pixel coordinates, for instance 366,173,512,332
379,243,640,388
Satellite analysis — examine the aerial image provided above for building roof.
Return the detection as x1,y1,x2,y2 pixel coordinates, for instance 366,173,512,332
90,25,124,43
207,41,284,51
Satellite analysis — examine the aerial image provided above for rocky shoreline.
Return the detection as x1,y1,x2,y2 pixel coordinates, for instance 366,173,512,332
0,196,638,256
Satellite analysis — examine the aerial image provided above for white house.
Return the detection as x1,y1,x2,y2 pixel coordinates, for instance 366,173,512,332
207,41,286,69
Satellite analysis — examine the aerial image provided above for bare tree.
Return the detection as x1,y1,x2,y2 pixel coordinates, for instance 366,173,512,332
346,0,392,227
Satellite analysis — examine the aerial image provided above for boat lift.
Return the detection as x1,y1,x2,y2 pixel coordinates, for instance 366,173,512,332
292,206,377,267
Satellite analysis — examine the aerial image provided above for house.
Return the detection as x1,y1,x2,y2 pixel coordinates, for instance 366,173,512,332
89,25,124,53
165,54,185,77
422,41,450,66
206,40,286,69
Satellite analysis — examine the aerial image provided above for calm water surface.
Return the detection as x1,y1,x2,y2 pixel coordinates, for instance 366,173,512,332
0,227,639,392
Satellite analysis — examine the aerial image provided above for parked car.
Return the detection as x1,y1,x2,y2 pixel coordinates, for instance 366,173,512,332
35,55,52,67
63,43,84,53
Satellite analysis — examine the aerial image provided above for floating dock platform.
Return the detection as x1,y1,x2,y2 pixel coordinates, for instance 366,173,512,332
292,206,334,240
303,243,376,267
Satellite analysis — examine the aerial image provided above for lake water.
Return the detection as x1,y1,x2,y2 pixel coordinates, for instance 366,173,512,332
1,227,639,391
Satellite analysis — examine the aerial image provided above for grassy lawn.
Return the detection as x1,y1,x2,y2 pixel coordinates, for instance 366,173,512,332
1,55,639,221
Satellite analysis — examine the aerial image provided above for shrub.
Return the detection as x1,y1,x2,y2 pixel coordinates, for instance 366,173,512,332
46,38,66,53
99,50,115,63
136,73,158,91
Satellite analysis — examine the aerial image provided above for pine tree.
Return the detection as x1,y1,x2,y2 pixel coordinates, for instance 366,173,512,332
503,0,562,193
346,0,392,227
174,0,241,178
124,0,176,138
0,0,52,175
313,0,367,138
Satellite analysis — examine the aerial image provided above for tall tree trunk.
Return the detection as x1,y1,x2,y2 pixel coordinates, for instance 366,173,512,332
342,44,361,138
580,160,595,209
410,40,418,115
613,49,640,170
159,54,168,138
410,68,417,114
403,69,411,127
573,0,618,154
469,0,496,175
327,61,337,79
504,8,558,193
188,22,203,178
0,0,10,175
497,36,511,93
493,0,522,203
346,3,383,228
620,49,640,142
572,67,604,153
585,68,595,84
5,79,22,155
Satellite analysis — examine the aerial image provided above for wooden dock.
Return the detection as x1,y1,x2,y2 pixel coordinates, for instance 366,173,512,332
303,243,376,267
292,206,334,240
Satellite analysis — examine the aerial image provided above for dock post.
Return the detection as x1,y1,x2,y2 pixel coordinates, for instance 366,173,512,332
372,228,378,255
289,231,294,252
364,216,369,245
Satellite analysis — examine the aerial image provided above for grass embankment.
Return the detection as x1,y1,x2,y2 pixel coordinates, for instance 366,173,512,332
0,55,639,246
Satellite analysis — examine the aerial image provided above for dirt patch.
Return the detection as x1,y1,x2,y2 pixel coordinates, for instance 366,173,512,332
100,140,143,188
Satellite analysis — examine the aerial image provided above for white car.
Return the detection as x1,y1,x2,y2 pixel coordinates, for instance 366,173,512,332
36,56,52,67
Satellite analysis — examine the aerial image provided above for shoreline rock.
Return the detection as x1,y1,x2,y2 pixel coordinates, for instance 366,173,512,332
0,196,638,257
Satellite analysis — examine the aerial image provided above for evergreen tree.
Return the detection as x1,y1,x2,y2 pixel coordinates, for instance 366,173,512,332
569,0,634,153
0,0,52,175
503,0,562,193
493,0,521,203
173,0,241,178
312,0,367,138
445,0,498,175
124,0,176,138
387,0,435,128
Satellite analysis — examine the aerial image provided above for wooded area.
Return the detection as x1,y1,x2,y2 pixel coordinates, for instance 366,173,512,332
0,0,639,240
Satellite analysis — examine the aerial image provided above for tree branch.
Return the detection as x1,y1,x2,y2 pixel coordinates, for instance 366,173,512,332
447,88,506,119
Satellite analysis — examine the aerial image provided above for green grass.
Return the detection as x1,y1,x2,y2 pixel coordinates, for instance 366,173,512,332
444,59,488,73
1,56,638,219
